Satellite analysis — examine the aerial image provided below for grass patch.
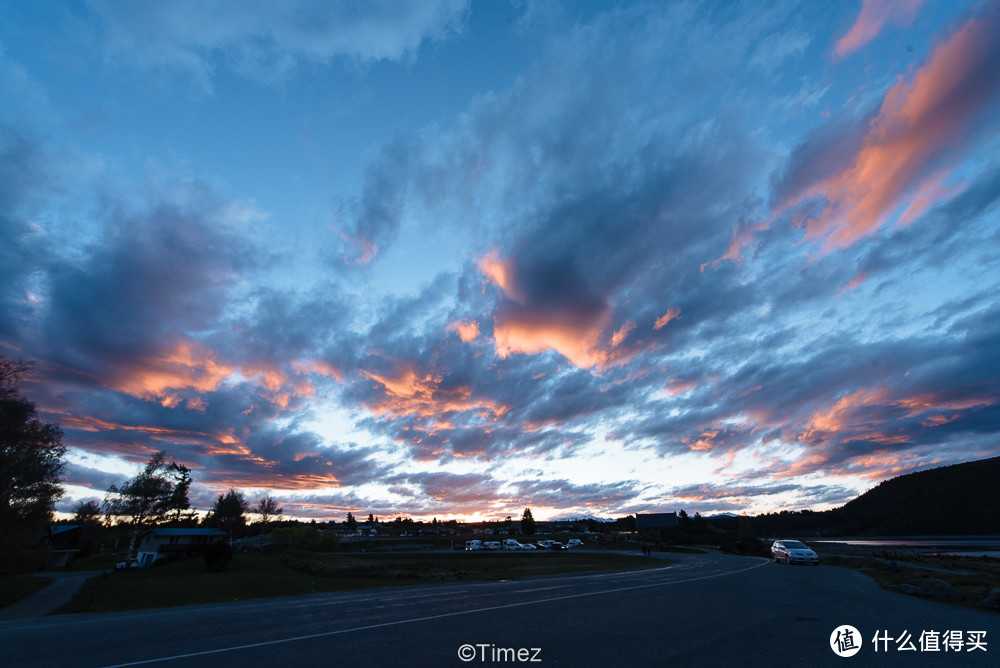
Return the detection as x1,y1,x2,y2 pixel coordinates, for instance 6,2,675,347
54,550,662,615
0,576,54,609
66,551,120,572
823,554,1000,610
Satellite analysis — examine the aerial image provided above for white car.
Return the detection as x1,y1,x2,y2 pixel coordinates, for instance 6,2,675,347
566,539,584,548
771,539,819,565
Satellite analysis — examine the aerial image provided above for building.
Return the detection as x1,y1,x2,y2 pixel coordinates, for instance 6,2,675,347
635,512,679,531
135,528,228,567
37,525,82,569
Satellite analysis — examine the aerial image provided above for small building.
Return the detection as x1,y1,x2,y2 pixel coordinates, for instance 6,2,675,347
636,512,679,531
135,528,228,567
37,525,82,569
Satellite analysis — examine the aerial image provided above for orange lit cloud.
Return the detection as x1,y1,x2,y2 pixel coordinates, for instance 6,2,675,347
291,359,343,383
447,320,481,343
659,378,699,398
803,11,1000,250
362,361,508,427
840,270,868,293
653,307,682,330
800,386,890,442
478,247,518,298
493,310,612,369
895,169,966,227
108,338,235,401
105,338,323,413
712,10,999,266
778,385,999,478
800,386,998,445
479,249,634,370
611,321,635,347
833,0,923,59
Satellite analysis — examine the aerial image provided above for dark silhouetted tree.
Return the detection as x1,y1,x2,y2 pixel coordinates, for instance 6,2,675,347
253,493,283,533
72,499,103,557
166,464,192,523
104,451,192,563
73,499,102,523
0,357,66,573
345,511,357,531
614,515,636,532
208,489,249,539
520,508,536,536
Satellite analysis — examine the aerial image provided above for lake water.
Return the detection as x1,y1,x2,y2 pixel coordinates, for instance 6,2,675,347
810,537,1000,558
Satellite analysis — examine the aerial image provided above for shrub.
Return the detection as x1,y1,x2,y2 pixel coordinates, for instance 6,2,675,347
204,540,233,571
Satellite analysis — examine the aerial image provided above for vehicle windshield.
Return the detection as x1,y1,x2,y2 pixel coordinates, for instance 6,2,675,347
783,540,807,549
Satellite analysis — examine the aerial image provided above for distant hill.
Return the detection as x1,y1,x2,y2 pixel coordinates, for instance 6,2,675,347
718,456,1000,537
831,456,1000,535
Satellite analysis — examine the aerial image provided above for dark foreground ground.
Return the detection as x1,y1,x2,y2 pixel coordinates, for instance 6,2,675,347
1,551,997,667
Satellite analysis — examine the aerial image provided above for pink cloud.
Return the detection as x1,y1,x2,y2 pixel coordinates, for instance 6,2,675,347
492,309,612,369
806,9,1000,250
658,378,698,398
107,338,235,402
653,307,682,330
478,247,518,298
339,230,378,264
478,249,636,370
362,360,508,430
711,9,1000,265
839,270,868,293
447,320,481,343
834,0,923,59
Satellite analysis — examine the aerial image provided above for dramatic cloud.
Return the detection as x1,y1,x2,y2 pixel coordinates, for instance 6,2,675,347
834,0,923,59
2,1,998,520
803,8,1000,249
716,5,1000,263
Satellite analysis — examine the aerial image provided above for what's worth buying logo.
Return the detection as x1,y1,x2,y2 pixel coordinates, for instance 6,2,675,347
831,625,862,657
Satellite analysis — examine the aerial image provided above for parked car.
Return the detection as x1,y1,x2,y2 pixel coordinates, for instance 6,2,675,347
484,541,502,550
520,543,537,550
115,558,141,570
771,539,819,565
566,539,584,548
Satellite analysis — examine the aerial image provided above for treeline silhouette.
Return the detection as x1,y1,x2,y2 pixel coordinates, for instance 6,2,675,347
710,457,1000,537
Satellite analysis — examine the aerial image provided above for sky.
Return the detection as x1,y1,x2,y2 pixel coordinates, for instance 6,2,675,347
1,0,999,522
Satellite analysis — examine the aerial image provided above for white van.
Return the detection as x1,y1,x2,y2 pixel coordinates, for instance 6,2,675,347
465,540,483,551
503,539,524,550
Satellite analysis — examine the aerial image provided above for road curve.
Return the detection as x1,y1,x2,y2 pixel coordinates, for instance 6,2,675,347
1,552,996,667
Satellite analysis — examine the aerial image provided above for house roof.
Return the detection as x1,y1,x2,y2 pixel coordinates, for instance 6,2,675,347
139,528,228,537
50,525,81,535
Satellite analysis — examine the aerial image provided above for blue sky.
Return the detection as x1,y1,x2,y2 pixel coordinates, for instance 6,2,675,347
2,0,998,521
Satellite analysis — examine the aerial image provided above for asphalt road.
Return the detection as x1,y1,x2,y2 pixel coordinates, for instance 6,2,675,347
2,552,997,667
